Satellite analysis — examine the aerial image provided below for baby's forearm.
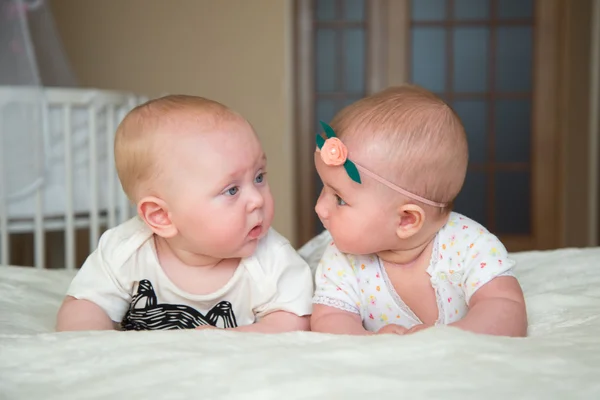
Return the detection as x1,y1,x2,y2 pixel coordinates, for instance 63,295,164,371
56,297,117,332
311,312,370,335
227,313,310,333
450,298,527,337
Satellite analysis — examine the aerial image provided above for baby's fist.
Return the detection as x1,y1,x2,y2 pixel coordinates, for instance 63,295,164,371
376,324,408,335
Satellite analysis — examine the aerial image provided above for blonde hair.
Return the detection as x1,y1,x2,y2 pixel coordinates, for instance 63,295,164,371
114,95,240,202
330,85,468,210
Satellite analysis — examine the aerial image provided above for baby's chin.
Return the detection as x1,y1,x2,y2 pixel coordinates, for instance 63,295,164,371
231,239,260,259
333,237,378,256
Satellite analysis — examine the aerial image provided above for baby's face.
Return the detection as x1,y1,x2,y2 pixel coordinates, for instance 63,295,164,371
161,118,274,259
314,152,399,255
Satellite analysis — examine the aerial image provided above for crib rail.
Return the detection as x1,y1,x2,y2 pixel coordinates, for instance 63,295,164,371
0,87,146,269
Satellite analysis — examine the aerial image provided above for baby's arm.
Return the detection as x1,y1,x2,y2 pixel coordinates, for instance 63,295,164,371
310,243,388,335
221,311,309,333
310,304,371,335
55,231,131,332
311,305,406,335
449,233,527,337
450,276,527,336
56,297,118,331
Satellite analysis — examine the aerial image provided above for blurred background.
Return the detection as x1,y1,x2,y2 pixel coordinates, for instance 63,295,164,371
2,0,599,268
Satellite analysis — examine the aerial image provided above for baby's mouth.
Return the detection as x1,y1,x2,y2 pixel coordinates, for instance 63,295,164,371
248,224,263,239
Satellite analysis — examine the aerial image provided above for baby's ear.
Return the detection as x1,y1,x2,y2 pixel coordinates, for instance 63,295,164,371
395,203,426,240
137,196,177,238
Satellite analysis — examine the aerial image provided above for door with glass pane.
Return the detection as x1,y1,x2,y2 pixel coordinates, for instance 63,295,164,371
294,0,560,251
405,0,559,251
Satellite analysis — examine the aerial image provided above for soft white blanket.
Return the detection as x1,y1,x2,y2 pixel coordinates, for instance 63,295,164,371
1,233,600,399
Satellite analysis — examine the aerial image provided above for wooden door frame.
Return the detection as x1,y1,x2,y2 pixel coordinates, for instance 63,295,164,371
294,0,572,251
293,0,315,248
530,0,562,250
595,0,600,246
558,0,598,248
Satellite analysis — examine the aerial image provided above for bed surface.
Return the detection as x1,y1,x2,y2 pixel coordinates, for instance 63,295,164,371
1,239,600,399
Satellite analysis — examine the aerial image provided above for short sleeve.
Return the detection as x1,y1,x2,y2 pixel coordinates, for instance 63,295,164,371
462,232,516,304
66,231,132,322
253,243,314,319
312,242,361,314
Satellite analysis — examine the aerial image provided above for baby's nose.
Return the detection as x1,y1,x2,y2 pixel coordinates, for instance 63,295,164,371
247,188,264,211
315,199,329,220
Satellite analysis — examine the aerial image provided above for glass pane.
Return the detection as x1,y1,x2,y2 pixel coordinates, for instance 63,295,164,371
497,0,533,19
453,100,487,163
344,29,365,93
495,26,532,92
316,99,338,133
316,29,337,93
454,0,490,19
411,27,446,93
316,0,337,21
436,93,450,102
453,171,487,225
453,27,489,93
343,0,365,21
495,171,530,234
494,99,531,163
411,0,447,21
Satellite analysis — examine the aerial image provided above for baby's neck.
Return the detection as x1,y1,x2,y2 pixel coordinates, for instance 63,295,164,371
155,235,229,269
376,235,435,268
154,235,241,296
378,211,449,267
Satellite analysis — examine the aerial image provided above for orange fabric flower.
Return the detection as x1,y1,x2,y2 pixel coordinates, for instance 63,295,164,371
320,137,348,166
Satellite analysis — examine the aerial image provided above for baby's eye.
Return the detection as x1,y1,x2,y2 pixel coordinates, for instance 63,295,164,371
335,194,347,206
226,186,239,196
255,172,265,184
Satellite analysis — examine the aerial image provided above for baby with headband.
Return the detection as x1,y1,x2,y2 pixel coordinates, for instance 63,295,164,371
310,85,527,336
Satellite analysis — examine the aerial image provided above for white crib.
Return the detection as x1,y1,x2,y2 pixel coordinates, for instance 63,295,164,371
0,86,146,270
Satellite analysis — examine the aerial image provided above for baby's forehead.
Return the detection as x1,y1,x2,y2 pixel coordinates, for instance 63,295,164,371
338,108,450,159
157,107,243,131
340,129,400,168
163,117,262,165
152,108,250,143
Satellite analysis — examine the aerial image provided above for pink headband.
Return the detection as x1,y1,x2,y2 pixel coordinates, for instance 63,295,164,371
316,121,448,208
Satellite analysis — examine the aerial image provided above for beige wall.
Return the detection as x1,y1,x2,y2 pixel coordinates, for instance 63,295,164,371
50,0,298,244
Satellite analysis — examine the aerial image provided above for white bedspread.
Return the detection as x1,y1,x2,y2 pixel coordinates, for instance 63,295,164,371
1,235,600,399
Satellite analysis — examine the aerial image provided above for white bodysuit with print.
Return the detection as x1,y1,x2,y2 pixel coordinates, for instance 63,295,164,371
67,217,314,330
312,212,516,331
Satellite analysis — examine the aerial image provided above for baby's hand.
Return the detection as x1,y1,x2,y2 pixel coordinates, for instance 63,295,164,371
375,324,408,335
404,324,432,335
195,325,218,331
375,324,432,335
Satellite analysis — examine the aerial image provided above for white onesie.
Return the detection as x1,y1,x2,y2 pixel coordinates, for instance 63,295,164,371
67,217,314,330
313,212,516,331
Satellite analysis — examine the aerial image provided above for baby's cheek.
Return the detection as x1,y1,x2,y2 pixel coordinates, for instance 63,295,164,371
334,240,357,255
329,226,353,252
265,197,275,225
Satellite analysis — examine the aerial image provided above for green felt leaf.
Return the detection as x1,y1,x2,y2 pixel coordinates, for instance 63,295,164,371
319,120,336,139
315,133,325,149
344,160,362,184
